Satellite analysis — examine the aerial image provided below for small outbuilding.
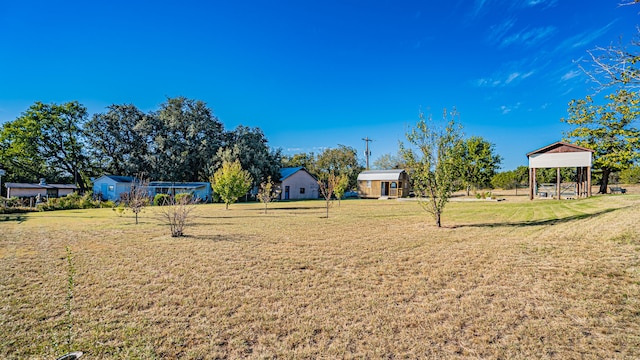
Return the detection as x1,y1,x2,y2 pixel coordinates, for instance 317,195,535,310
5,178,77,199
278,167,319,200
92,175,137,201
357,169,410,199
527,141,594,200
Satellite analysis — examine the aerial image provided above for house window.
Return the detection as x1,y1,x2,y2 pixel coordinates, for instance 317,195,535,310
108,185,114,192
391,182,397,189
300,187,306,194
366,180,372,188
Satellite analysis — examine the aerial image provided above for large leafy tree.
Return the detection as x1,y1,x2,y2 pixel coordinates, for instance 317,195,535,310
372,152,404,170
148,97,224,182
281,152,317,174
0,101,91,190
84,104,152,176
458,136,502,195
216,125,281,187
400,109,463,228
562,88,640,193
316,145,362,189
211,160,253,210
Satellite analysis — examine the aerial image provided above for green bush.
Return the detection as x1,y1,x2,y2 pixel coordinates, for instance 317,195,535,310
174,193,193,204
153,194,170,206
36,192,101,211
620,166,640,184
101,200,115,208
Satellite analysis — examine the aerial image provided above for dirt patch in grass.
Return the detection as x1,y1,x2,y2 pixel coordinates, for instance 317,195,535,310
1,196,640,358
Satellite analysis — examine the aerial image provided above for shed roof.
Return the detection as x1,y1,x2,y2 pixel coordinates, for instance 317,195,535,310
5,182,77,190
527,141,594,157
99,175,136,183
357,169,405,181
279,167,314,181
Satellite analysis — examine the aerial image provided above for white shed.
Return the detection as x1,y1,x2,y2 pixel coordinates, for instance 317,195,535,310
279,167,318,200
527,142,594,200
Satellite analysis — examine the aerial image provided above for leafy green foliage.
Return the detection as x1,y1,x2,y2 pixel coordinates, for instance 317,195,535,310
149,97,224,182
491,166,529,189
0,101,91,190
562,88,640,193
84,104,152,176
316,145,362,190
372,152,405,170
458,136,502,194
213,126,281,188
153,194,170,206
619,165,640,184
256,176,278,214
36,192,101,211
400,108,463,227
211,160,253,210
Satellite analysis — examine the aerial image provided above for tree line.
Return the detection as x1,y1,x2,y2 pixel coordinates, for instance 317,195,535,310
0,97,282,193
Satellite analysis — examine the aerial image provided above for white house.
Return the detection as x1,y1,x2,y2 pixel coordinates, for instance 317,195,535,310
92,175,136,201
5,178,77,198
278,167,318,200
93,175,212,202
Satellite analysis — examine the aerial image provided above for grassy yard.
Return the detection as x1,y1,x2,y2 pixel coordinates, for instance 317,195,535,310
1,192,639,359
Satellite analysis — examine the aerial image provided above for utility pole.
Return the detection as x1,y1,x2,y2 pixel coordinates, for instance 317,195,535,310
362,137,373,170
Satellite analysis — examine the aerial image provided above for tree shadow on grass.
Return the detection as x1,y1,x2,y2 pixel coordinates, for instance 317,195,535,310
454,207,623,228
0,214,26,223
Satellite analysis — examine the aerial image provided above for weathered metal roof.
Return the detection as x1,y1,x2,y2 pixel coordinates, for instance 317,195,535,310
526,141,594,157
357,169,405,181
5,183,77,189
279,167,311,181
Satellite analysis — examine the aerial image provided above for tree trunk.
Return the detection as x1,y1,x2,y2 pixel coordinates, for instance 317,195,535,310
225,202,229,210
435,211,441,227
599,169,611,194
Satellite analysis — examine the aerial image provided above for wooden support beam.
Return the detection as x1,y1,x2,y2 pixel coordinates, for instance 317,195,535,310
556,167,561,200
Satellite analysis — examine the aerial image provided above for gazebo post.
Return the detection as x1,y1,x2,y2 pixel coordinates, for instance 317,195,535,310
577,167,582,198
587,166,592,197
529,167,535,200
556,167,561,200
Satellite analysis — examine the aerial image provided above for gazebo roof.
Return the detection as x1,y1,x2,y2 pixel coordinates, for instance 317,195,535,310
526,141,594,157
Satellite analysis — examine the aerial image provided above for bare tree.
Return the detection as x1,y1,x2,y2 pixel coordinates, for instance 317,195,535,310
317,171,338,218
122,174,150,224
257,176,278,214
157,194,196,237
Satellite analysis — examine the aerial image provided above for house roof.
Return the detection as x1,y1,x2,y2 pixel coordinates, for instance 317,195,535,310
5,182,77,190
96,175,136,183
357,169,406,181
279,167,312,181
527,141,594,157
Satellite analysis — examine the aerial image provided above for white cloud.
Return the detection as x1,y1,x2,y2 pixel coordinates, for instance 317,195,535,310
500,26,556,48
500,102,522,114
561,70,581,81
474,69,535,88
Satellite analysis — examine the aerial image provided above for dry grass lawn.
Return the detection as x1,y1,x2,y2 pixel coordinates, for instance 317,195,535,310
1,190,640,359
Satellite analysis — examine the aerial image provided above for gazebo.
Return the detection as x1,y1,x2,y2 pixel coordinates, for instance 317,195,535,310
527,141,594,200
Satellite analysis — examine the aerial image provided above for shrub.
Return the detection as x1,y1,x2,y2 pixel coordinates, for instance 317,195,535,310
153,194,170,206
174,193,193,204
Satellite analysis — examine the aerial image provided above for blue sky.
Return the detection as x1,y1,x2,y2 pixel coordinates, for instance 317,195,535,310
1,1,638,170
